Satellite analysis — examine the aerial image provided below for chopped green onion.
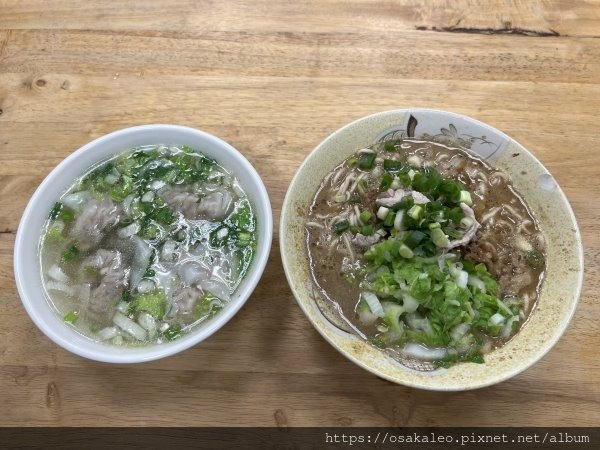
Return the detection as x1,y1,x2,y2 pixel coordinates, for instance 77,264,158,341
398,169,412,187
104,168,120,185
438,179,463,203
194,293,223,320
60,208,75,222
110,176,134,202
383,211,396,228
45,221,65,242
163,325,182,341
407,204,423,220
445,228,463,239
361,224,375,236
435,351,484,368
459,190,473,205
380,173,393,191
132,291,167,319
209,226,230,247
430,227,449,248
376,206,390,221
488,312,506,327
61,245,79,261
49,202,63,220
181,145,195,154
141,223,160,240
358,153,376,170
426,200,443,212
361,292,385,318
150,206,176,225
333,220,350,234
238,231,252,243
403,230,426,249
446,206,464,223
371,336,387,349
412,169,443,193
359,211,372,224
399,244,414,259
63,311,78,324
394,195,414,211
390,176,402,190
384,140,398,152
460,217,474,229
383,159,402,172
357,179,368,195
393,210,405,230
121,289,132,303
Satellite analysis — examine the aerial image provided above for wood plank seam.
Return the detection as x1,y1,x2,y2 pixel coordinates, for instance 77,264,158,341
415,26,560,37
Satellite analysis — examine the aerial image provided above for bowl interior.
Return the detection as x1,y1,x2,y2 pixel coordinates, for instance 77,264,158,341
14,124,273,363
280,109,583,390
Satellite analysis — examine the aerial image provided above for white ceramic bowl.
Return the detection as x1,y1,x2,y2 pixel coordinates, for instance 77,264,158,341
14,124,273,363
281,108,583,390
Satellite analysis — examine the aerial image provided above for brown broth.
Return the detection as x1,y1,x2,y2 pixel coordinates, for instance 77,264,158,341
305,139,545,360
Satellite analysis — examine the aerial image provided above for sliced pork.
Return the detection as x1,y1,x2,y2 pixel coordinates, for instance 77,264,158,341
72,198,121,249
159,186,233,220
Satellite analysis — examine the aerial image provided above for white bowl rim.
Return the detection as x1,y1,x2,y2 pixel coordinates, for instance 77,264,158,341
14,124,273,363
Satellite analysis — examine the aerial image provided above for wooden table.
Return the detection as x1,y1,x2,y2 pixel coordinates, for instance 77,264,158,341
1,1,598,428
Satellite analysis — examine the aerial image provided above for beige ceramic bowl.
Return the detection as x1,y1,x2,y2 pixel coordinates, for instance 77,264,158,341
280,109,583,390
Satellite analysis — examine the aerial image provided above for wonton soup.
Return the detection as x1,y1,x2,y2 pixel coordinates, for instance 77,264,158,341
306,138,545,368
40,145,257,346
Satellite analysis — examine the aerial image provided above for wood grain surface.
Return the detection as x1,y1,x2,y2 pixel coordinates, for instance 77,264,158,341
1,0,599,427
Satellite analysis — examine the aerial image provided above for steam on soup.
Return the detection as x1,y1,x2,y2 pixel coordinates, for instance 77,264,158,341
41,145,257,345
306,138,545,367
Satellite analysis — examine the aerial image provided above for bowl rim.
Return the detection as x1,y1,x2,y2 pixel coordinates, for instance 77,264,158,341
280,108,584,390
14,124,273,363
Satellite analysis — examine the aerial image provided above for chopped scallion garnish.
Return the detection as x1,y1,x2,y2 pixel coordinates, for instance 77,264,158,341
383,159,402,172
358,153,376,170
333,219,350,234
384,140,399,152
359,210,372,224
63,311,78,324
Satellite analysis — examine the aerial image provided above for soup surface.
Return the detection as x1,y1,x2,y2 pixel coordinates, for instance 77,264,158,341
40,145,257,345
306,138,545,367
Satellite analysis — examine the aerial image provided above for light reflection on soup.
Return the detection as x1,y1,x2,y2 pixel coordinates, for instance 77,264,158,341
40,145,257,346
306,138,545,368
